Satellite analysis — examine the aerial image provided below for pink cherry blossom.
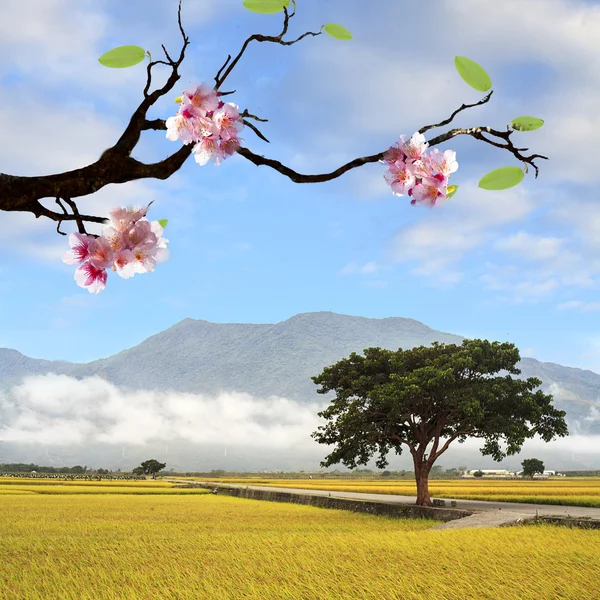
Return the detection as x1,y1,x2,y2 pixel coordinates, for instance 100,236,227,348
427,148,458,177
131,244,158,274
410,176,447,207
408,158,433,180
382,144,406,166
212,103,243,141
166,114,197,145
74,261,108,294
87,237,115,270
193,115,220,139
113,249,136,279
108,206,148,233
398,132,429,161
193,136,223,166
181,84,219,119
62,232,94,265
102,226,126,253
220,136,241,159
384,163,416,196
126,219,156,248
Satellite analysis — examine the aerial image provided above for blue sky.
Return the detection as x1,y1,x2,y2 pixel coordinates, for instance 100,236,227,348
1,0,600,373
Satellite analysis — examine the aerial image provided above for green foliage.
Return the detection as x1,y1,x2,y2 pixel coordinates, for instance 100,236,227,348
157,219,168,229
509,116,545,132
522,458,545,479
454,56,492,92
473,470,484,478
324,24,353,40
478,166,525,190
98,45,146,68
311,339,568,477
446,184,458,200
242,0,290,14
138,459,167,478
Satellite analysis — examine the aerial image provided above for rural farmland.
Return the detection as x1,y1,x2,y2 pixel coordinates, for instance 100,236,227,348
193,476,600,508
0,477,599,599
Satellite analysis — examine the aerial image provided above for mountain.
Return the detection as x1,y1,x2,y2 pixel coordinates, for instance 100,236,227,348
76,312,466,400
1,312,599,470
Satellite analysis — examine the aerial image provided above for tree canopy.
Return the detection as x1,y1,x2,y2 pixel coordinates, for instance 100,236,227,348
137,459,167,478
311,339,568,506
521,458,545,479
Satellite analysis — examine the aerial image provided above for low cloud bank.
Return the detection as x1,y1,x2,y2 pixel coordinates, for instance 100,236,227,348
1,374,599,471
0,374,328,449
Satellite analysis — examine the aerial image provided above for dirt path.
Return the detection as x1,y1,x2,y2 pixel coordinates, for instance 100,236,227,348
166,480,600,530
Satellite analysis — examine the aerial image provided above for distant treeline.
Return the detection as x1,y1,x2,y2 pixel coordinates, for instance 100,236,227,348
0,472,145,481
168,467,464,480
0,463,121,475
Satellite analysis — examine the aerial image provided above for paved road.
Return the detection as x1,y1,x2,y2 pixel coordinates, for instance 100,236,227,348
166,480,600,524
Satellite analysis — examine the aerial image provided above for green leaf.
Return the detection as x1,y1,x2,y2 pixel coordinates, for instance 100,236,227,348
446,184,459,200
478,167,524,190
98,45,146,69
157,219,168,229
324,23,353,40
454,56,492,92
242,0,290,14
509,116,545,132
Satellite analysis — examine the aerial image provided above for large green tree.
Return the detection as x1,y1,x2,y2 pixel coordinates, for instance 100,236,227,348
521,458,545,479
138,459,167,479
311,339,568,506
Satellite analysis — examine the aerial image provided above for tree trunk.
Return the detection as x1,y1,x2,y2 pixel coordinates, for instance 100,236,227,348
414,461,433,506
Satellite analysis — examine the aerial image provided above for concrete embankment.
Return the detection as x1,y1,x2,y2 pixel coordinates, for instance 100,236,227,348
168,480,600,530
174,481,474,523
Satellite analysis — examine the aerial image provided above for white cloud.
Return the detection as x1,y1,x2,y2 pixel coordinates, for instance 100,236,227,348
440,0,600,184
340,261,381,276
494,232,564,261
557,300,600,312
383,181,537,280
0,374,328,449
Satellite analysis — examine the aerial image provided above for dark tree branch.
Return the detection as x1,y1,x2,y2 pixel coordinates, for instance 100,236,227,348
241,109,268,123
116,0,189,156
0,1,547,237
214,7,321,90
242,120,270,143
419,91,494,134
236,122,548,182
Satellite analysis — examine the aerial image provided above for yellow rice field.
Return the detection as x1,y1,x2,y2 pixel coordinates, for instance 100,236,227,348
0,489,599,599
195,477,600,508
0,477,209,495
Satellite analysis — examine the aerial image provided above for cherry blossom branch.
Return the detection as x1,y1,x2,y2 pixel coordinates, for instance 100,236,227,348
114,0,189,157
214,7,322,90
419,91,494,134
0,1,548,239
236,122,548,183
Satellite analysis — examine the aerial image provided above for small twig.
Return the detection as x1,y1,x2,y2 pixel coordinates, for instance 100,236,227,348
419,91,494,135
215,55,232,87
241,109,268,123
214,5,321,90
63,197,87,234
242,120,270,143
55,197,69,235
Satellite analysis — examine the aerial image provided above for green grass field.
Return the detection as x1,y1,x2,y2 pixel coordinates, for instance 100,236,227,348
193,476,600,508
1,478,599,599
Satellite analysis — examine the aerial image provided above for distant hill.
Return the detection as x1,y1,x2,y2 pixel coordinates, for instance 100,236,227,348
1,311,599,469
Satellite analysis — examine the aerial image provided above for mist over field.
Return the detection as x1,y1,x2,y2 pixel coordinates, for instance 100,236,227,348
1,370,599,473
